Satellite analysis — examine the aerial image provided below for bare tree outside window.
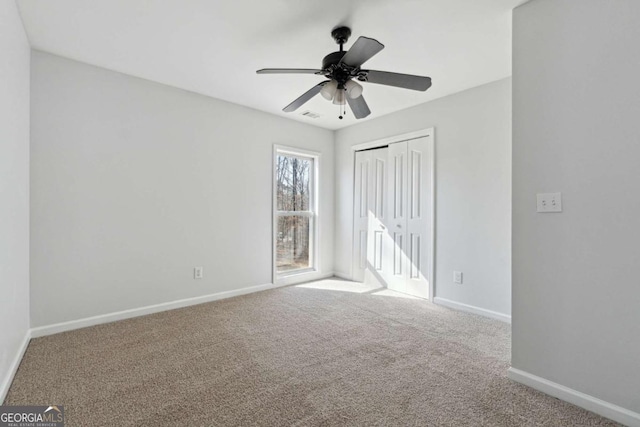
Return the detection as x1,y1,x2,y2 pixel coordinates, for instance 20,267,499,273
275,154,314,273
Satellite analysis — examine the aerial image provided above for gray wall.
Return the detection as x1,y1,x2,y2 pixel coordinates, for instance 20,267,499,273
335,78,512,317
30,51,334,327
513,0,640,413
0,0,30,402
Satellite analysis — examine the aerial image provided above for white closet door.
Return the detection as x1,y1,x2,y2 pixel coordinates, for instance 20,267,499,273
352,150,371,282
405,137,432,299
368,147,389,285
386,141,409,294
352,136,432,298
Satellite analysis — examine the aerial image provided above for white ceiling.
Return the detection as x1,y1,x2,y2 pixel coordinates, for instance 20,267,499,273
17,0,519,130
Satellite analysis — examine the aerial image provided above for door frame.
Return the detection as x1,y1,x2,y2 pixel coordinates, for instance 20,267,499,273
351,128,435,301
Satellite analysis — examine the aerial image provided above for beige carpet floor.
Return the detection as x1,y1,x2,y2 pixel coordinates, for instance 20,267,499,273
7,279,619,426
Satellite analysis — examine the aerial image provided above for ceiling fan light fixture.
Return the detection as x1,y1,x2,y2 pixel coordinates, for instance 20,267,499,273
332,89,346,105
345,79,363,99
320,80,338,100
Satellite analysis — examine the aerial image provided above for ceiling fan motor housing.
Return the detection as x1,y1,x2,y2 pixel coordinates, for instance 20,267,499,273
326,27,356,86
323,51,360,87
322,51,348,76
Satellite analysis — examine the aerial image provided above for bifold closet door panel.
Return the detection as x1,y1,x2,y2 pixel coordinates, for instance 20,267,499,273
386,141,408,294
352,150,371,282
367,147,389,276
405,136,431,299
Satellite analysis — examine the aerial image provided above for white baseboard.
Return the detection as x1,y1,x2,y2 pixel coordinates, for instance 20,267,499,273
508,368,640,427
433,297,511,323
0,330,31,404
30,282,283,338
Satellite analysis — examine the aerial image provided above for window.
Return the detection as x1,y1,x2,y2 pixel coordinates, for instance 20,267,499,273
274,147,318,278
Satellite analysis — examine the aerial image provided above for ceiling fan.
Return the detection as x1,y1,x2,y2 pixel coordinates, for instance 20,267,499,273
256,26,432,120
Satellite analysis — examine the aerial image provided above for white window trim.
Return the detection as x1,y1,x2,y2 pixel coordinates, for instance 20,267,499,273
272,145,321,285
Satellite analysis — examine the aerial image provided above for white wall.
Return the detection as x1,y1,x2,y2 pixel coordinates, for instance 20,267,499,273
0,0,30,402
512,0,640,415
335,78,512,317
30,51,334,327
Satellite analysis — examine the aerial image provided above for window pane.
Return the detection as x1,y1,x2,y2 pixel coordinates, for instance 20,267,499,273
276,216,310,272
276,155,311,211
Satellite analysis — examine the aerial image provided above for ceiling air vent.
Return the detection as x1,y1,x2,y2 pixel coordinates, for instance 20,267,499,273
301,111,321,119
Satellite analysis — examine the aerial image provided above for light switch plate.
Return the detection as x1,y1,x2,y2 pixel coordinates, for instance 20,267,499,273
537,193,562,213
194,267,203,279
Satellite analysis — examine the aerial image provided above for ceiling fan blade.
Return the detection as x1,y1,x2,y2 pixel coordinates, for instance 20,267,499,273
257,68,323,75
346,95,371,119
361,70,432,91
283,81,329,113
339,36,385,68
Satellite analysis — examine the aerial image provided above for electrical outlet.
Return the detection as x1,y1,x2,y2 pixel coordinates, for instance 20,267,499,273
194,267,203,279
453,271,463,284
